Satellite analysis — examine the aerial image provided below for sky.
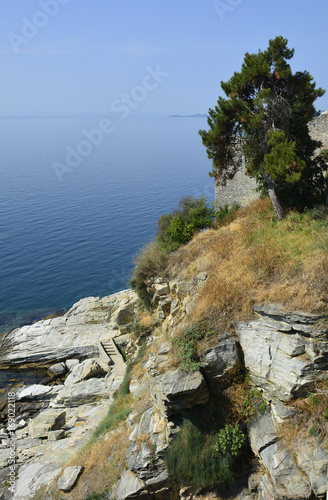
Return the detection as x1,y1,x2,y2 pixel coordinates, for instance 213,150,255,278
1,0,328,116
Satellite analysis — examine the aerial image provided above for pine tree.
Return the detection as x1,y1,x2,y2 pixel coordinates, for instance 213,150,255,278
199,36,328,218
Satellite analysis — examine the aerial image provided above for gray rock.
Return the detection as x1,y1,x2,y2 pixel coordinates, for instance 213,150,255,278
146,469,169,490
0,290,137,369
271,401,297,425
126,408,168,479
154,283,169,295
28,409,66,438
238,316,328,401
170,299,180,316
57,465,83,492
158,342,172,355
114,470,146,499
47,429,66,441
65,358,80,371
174,281,196,299
47,362,67,378
253,304,324,325
260,440,312,498
14,462,62,500
152,368,209,414
248,411,278,456
16,384,53,401
0,448,10,468
201,339,241,383
295,438,328,496
64,358,106,386
53,377,115,407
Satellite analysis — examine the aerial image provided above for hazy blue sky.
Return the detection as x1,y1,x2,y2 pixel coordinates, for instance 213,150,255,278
1,0,328,116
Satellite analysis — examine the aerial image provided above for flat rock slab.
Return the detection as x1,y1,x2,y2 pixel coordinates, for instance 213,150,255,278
14,462,62,500
16,384,53,401
57,465,83,492
52,377,115,407
0,290,138,369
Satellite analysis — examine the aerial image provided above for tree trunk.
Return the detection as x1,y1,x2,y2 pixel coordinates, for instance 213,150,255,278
262,171,285,219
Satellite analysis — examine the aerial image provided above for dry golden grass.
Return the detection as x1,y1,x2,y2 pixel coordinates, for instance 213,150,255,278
32,427,130,500
279,381,328,448
138,310,154,328
168,198,328,335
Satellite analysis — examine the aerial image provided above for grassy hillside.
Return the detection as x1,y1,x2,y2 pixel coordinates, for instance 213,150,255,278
168,197,328,335
38,197,328,499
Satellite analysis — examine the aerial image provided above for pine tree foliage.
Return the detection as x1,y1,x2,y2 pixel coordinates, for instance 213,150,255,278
199,36,328,217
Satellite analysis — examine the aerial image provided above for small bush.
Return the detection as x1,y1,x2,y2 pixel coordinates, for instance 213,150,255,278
174,322,216,372
157,195,215,251
213,423,247,458
216,203,240,220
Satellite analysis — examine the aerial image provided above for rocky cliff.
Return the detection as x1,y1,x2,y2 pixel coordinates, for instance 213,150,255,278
0,277,327,499
1,201,328,500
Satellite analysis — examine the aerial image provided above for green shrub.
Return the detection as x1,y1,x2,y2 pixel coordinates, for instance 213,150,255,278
157,195,215,251
174,322,216,372
213,423,247,458
216,203,240,220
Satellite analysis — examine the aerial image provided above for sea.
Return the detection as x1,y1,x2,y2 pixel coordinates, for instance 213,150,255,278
0,115,214,341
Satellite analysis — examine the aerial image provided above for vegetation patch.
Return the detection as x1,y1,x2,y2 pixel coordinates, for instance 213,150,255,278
169,199,328,334
279,380,328,446
173,321,216,372
165,391,250,488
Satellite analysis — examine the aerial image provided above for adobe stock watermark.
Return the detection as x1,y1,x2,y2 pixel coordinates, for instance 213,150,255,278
7,0,72,54
52,65,169,182
213,0,243,21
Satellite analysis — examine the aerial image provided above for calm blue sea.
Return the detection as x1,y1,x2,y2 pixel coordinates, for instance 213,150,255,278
0,115,214,335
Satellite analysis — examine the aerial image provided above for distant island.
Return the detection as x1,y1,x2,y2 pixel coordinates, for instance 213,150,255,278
169,114,208,118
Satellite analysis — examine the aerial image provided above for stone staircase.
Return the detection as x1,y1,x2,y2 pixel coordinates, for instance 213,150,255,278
98,338,126,377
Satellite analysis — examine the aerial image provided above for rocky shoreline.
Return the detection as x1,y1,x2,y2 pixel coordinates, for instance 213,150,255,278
0,278,328,499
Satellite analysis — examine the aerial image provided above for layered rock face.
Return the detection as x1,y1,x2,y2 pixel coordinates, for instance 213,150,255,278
1,280,328,500
238,304,328,499
239,304,328,402
0,289,138,369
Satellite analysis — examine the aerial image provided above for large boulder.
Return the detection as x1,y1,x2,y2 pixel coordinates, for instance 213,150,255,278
238,309,328,401
47,362,67,378
57,466,84,492
16,384,53,401
64,358,106,386
201,338,241,384
151,368,209,414
28,409,66,439
111,470,146,499
52,377,117,407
